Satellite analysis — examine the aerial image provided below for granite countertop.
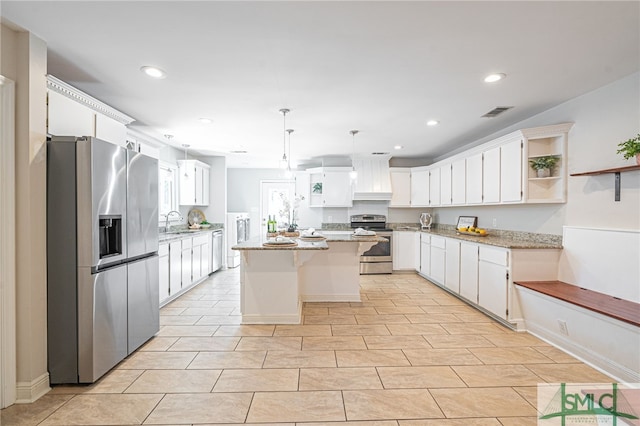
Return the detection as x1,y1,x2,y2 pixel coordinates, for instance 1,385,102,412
232,231,387,251
418,228,562,249
159,225,223,243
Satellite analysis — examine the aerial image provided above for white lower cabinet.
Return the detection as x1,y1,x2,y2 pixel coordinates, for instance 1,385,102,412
459,242,479,303
181,238,193,288
478,246,509,320
414,232,421,272
420,234,430,277
392,231,416,270
169,241,182,297
192,234,210,281
159,243,170,303
429,236,445,285
444,238,460,293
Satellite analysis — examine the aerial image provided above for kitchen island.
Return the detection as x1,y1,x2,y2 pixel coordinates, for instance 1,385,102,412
232,233,385,324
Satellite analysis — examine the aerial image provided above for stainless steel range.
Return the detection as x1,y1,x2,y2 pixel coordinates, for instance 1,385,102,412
350,214,393,274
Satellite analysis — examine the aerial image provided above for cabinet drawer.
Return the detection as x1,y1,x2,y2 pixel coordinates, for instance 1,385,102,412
181,237,193,249
431,236,446,249
158,243,169,256
193,235,208,246
479,246,508,266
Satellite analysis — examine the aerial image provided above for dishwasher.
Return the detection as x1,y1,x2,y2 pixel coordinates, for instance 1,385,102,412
210,230,224,273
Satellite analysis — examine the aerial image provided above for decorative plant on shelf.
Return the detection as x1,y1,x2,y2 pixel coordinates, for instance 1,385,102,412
312,182,323,194
616,134,640,165
529,155,560,178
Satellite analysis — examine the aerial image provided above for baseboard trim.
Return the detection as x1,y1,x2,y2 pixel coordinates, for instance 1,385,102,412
15,372,50,403
301,294,361,302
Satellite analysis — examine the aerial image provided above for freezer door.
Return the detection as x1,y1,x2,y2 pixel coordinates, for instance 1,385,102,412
77,137,128,269
127,256,160,353
78,265,128,383
127,150,159,259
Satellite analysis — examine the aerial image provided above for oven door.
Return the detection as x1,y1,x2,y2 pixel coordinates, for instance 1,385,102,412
361,232,392,263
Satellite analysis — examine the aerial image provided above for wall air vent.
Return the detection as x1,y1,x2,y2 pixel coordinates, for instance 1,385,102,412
229,150,248,154
371,152,390,155
482,106,514,118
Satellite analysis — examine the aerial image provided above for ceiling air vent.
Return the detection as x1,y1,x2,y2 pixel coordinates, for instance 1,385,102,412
229,150,248,154
371,152,390,155
482,106,514,118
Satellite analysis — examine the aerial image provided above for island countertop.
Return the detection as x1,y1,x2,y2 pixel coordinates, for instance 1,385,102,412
232,232,386,250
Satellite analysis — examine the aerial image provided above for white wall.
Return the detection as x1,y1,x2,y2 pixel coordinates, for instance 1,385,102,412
1,23,50,403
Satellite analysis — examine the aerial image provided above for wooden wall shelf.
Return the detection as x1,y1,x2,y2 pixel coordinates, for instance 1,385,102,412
570,164,640,201
570,164,640,176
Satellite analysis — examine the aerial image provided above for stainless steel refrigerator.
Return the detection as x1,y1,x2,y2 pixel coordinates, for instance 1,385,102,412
47,136,159,384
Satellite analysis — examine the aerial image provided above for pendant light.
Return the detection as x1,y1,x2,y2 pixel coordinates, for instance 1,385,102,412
182,143,190,178
279,108,290,169
284,128,294,179
349,130,359,180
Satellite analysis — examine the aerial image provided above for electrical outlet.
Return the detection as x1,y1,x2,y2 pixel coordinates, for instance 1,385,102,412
558,319,569,335
492,218,497,228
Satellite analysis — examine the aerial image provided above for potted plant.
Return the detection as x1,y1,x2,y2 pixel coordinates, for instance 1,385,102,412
616,134,640,165
529,155,560,178
312,182,322,194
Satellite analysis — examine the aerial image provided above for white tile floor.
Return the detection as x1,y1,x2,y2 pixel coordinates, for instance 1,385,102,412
1,268,615,426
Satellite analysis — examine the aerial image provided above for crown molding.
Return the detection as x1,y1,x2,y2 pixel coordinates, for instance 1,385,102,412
46,75,135,125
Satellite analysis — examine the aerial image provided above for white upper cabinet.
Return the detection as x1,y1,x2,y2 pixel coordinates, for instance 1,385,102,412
451,158,466,205
440,163,452,205
178,160,210,206
47,76,133,147
466,153,483,204
410,169,430,207
429,167,441,206
500,138,523,202
389,168,411,207
307,168,353,207
482,146,501,204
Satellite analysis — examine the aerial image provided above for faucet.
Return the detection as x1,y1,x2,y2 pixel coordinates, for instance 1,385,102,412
162,210,183,232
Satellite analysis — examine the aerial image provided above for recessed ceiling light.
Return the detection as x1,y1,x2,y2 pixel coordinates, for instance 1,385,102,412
198,118,213,124
394,145,403,150
140,66,167,79
426,120,439,126
484,73,506,83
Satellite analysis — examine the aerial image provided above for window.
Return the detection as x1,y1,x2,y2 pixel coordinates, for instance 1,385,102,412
159,162,178,222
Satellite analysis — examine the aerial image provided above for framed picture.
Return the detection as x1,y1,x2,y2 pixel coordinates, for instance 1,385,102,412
456,216,478,229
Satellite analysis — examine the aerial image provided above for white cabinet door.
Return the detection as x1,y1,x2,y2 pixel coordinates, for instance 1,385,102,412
420,234,430,276
179,162,196,205
440,164,452,206
429,236,446,285
392,231,415,270
323,171,352,207
181,239,192,288
414,232,421,272
169,240,182,295
201,166,210,205
195,165,204,206
483,147,501,203
478,257,508,320
390,170,411,207
466,153,483,204
410,170,430,207
192,244,202,282
451,159,466,205
48,90,95,137
429,168,441,206
501,139,523,202
95,113,126,147
445,238,460,294
459,242,479,302
201,240,210,276
159,243,170,303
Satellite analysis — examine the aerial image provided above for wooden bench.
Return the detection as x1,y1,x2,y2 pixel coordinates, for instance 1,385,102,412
514,280,640,328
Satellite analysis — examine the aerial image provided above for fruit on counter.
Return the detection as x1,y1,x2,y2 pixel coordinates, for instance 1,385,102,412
478,229,487,235
458,227,468,232
468,226,476,232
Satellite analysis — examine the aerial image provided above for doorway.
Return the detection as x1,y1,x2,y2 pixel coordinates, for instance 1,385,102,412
0,75,17,408
260,180,295,235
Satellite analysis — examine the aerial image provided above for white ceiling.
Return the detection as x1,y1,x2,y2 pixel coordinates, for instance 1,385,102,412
2,1,638,168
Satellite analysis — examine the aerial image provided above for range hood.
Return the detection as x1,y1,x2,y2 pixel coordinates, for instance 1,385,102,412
352,157,392,201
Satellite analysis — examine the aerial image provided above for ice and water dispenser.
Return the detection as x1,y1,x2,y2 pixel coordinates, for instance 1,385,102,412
98,215,123,259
